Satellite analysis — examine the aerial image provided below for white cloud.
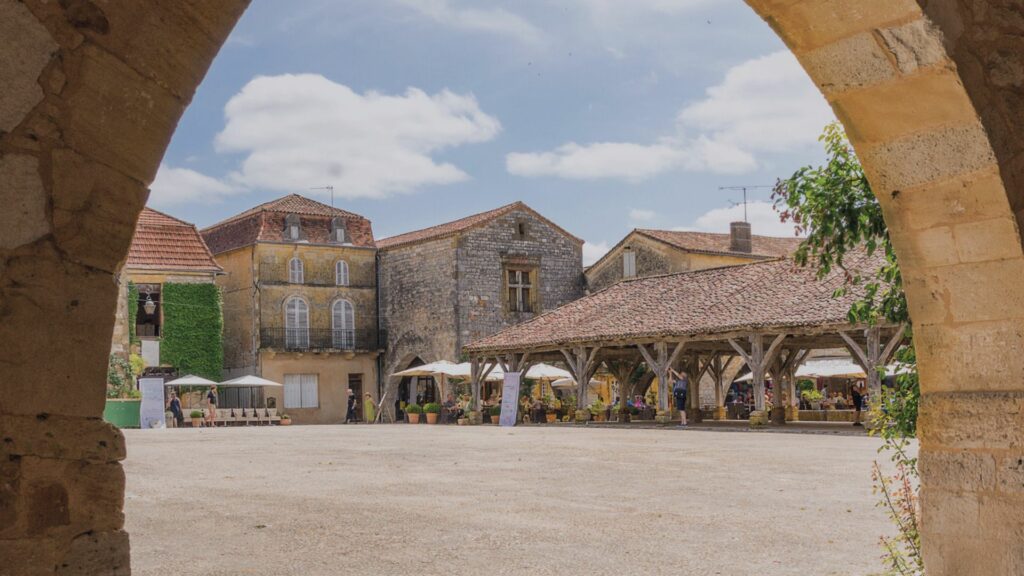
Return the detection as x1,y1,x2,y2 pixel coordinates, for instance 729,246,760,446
629,208,656,222
392,0,544,45
505,50,833,182
148,164,244,208
582,240,610,266
676,201,802,238
677,50,835,154
215,74,501,199
506,137,754,181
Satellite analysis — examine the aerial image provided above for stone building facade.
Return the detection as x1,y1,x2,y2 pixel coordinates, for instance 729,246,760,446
377,202,584,412
202,194,380,424
586,223,802,293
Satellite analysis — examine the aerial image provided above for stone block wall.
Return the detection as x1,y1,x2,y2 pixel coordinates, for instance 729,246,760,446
378,237,460,383
457,209,584,347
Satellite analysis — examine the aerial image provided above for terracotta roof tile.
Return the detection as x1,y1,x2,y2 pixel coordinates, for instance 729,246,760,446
200,194,375,254
465,250,886,353
376,201,582,250
127,208,222,273
636,229,803,259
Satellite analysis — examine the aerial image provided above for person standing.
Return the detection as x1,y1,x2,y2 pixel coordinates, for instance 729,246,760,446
167,391,184,428
851,382,865,427
206,385,218,427
363,393,376,424
672,371,689,427
345,388,357,423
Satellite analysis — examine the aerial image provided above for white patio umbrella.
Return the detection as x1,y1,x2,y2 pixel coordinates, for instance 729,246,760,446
219,375,283,387
164,375,217,387
551,377,602,389
393,360,466,399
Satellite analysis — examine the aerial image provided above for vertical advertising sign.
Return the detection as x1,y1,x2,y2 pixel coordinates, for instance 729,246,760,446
139,377,166,429
499,372,522,427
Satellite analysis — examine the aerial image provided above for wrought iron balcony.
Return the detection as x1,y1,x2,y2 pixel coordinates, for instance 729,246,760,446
259,327,380,352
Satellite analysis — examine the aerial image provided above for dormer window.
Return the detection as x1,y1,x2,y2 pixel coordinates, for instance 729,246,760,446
285,214,301,241
331,217,347,243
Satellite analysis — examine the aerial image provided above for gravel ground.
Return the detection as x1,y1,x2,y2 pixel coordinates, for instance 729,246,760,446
123,425,903,576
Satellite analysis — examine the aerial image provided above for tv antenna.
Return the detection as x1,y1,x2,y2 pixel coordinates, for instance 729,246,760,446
718,185,772,222
310,186,335,208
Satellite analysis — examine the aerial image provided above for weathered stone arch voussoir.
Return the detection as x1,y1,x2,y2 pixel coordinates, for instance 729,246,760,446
746,1,1024,573
0,1,248,573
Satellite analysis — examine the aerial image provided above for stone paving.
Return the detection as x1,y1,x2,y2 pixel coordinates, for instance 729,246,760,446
124,425,903,575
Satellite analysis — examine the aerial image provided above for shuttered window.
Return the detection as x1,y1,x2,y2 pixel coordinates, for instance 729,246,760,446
283,374,318,408
335,260,349,286
284,296,309,349
623,251,637,278
332,299,355,349
288,258,304,284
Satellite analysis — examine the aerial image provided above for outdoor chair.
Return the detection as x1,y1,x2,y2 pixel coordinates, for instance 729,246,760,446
217,409,232,426
268,408,280,424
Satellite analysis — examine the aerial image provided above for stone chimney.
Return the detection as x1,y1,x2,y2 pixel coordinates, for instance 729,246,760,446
729,221,752,253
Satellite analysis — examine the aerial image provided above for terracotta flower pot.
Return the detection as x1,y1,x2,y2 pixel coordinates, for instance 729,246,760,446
426,413,439,424
280,418,292,426
190,418,202,428
545,413,557,423
408,413,420,424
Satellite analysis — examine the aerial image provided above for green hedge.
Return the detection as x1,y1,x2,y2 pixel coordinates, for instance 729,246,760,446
160,283,223,380
127,282,139,344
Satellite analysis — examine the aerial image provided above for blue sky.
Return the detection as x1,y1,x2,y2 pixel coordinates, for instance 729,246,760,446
153,0,835,263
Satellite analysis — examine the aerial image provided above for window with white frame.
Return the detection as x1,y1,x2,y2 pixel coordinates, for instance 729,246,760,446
331,217,347,243
283,373,318,408
332,299,355,349
335,260,349,286
623,250,637,278
288,257,304,284
285,214,301,241
284,296,309,349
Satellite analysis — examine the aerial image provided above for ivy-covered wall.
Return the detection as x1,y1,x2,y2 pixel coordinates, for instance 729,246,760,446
160,283,223,380
127,282,139,344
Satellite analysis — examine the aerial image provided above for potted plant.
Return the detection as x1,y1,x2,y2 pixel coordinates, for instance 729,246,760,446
489,404,501,424
279,413,292,426
590,400,606,422
802,389,824,410
406,403,423,424
457,415,469,425
423,402,441,424
189,410,204,427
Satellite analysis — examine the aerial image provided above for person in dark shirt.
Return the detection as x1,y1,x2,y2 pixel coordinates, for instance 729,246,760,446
167,391,184,428
345,388,357,423
206,385,218,427
851,383,865,427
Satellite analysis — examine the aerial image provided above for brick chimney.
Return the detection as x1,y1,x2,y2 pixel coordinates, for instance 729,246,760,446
729,221,752,253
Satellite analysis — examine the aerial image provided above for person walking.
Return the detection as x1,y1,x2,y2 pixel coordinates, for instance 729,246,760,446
167,391,184,428
345,388,357,423
206,385,218,427
851,382,865,427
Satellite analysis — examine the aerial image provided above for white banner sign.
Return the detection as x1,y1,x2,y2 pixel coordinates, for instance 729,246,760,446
499,372,521,427
139,377,166,429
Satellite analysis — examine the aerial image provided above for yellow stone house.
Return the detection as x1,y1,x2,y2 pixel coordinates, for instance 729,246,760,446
201,195,380,424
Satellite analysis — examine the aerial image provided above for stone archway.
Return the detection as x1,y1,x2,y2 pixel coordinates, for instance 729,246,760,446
0,1,1020,574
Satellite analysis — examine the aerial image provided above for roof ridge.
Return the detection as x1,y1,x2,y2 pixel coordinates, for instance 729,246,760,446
377,201,554,250
201,193,364,232
140,207,194,227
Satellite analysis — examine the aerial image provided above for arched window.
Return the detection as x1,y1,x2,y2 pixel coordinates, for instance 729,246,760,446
335,260,349,286
288,257,304,284
284,296,309,349
332,299,355,349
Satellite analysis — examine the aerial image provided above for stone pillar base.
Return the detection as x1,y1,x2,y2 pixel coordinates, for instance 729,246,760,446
468,411,483,425
713,406,727,420
786,406,799,421
687,407,703,424
749,410,769,427
617,410,630,423
654,411,672,425
575,409,591,423
770,406,786,425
